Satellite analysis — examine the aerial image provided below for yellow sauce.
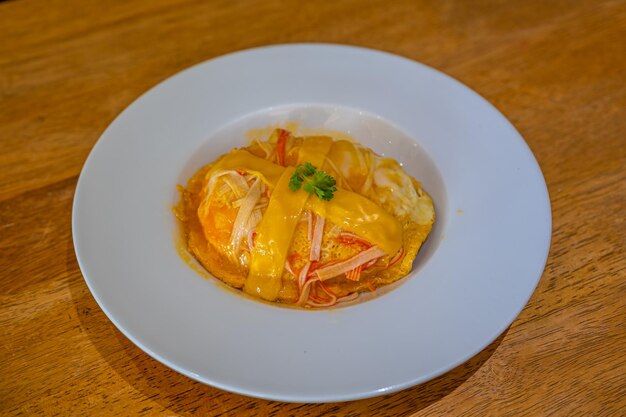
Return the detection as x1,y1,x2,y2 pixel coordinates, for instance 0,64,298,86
245,167,306,300
305,190,402,255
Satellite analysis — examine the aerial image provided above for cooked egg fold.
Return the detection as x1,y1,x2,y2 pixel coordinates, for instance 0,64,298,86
175,129,435,307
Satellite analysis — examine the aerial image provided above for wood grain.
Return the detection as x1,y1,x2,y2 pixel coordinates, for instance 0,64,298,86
1,0,625,415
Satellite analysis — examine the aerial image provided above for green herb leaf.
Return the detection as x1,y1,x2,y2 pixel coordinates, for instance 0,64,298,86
289,163,337,201
288,172,303,191
300,162,317,177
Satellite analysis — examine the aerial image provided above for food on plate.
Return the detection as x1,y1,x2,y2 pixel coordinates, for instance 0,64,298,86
175,128,435,307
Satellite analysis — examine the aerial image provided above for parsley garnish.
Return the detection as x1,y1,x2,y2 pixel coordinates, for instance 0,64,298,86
289,162,337,201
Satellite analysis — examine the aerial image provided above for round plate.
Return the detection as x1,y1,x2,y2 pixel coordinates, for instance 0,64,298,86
72,44,551,402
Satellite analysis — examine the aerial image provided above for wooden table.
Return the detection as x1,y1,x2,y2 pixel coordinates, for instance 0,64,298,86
2,0,625,415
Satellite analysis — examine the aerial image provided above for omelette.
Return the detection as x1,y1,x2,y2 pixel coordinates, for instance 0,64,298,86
175,128,435,307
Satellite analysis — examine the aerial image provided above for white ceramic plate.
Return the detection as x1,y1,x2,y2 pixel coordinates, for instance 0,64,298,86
72,44,551,402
